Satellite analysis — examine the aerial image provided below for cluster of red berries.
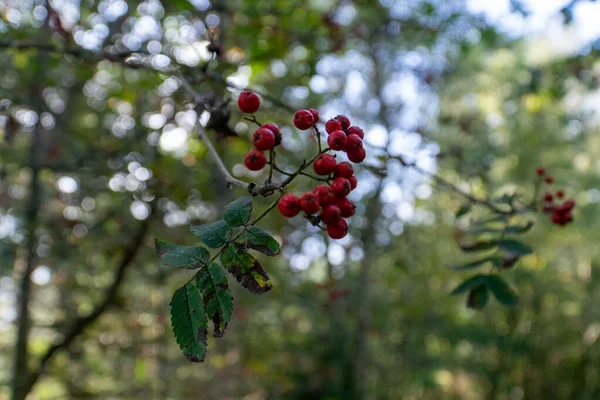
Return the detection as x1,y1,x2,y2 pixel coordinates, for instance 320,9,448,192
238,91,282,171
536,167,575,227
279,113,368,240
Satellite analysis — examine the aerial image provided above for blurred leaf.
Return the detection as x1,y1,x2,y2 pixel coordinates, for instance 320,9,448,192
221,244,272,294
155,239,209,270
237,226,280,256
451,274,489,295
487,275,518,307
467,285,489,309
196,263,234,338
458,241,497,252
456,204,471,218
191,220,231,249
450,256,500,271
170,282,208,362
224,196,253,227
462,221,534,235
498,239,533,255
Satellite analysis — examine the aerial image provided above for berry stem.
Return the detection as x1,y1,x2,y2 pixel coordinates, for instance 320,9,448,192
267,149,275,183
244,115,262,127
314,125,323,153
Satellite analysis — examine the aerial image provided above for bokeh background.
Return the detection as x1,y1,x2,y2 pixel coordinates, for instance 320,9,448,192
1,0,599,399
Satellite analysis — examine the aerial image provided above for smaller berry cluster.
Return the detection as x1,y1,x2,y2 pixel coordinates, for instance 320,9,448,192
536,167,575,227
238,91,283,171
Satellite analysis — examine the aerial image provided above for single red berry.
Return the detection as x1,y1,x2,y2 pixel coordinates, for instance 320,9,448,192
327,218,348,239
328,130,347,151
313,185,336,206
347,126,364,139
300,192,320,215
556,189,564,198
334,115,351,130
244,149,267,171
345,134,363,152
325,119,343,134
321,204,342,225
238,91,260,113
336,197,356,218
308,108,320,123
347,147,366,163
252,127,276,150
348,175,358,190
293,109,315,130
334,162,354,178
278,193,302,218
313,154,337,175
536,167,545,176
261,123,280,137
544,193,553,202
545,176,554,184
331,177,351,198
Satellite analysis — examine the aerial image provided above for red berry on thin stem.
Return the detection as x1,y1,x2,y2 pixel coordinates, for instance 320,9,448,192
325,119,343,134
313,153,337,175
328,130,347,151
327,218,348,239
556,189,564,198
345,134,363,152
309,108,320,123
313,185,336,206
321,204,342,225
536,167,545,176
336,197,356,218
244,149,267,171
331,177,351,198
347,126,364,139
348,175,358,190
293,110,315,130
544,193,553,202
261,123,280,137
347,147,366,163
300,192,321,215
334,115,351,130
278,193,302,218
334,162,354,178
252,127,276,150
238,91,260,113
545,176,554,184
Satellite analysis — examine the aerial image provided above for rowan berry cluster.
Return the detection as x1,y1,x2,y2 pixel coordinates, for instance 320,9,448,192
536,167,575,226
237,90,367,240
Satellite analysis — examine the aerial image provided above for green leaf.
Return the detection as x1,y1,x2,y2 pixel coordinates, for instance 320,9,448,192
155,239,209,270
195,263,234,337
456,204,471,218
462,222,534,235
237,226,280,256
170,282,209,362
191,220,231,248
458,241,498,252
450,256,500,271
224,196,253,227
451,274,489,295
220,244,273,294
504,221,534,234
467,284,489,309
487,275,518,307
498,239,533,255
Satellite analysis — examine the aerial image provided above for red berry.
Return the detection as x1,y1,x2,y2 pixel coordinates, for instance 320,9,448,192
308,108,320,123
334,115,351,130
560,199,575,212
300,192,320,215
334,162,354,178
348,175,358,190
327,130,347,151
545,176,554,184
321,204,342,225
556,189,564,198
261,123,280,137
327,218,348,239
544,193,553,202
325,119,343,134
244,149,267,171
293,110,315,130
313,154,337,175
252,127,276,150
331,177,351,198
347,126,364,139
345,134,363,152
313,185,336,206
336,197,356,218
536,167,545,176
238,91,260,113
278,193,301,218
347,147,366,163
